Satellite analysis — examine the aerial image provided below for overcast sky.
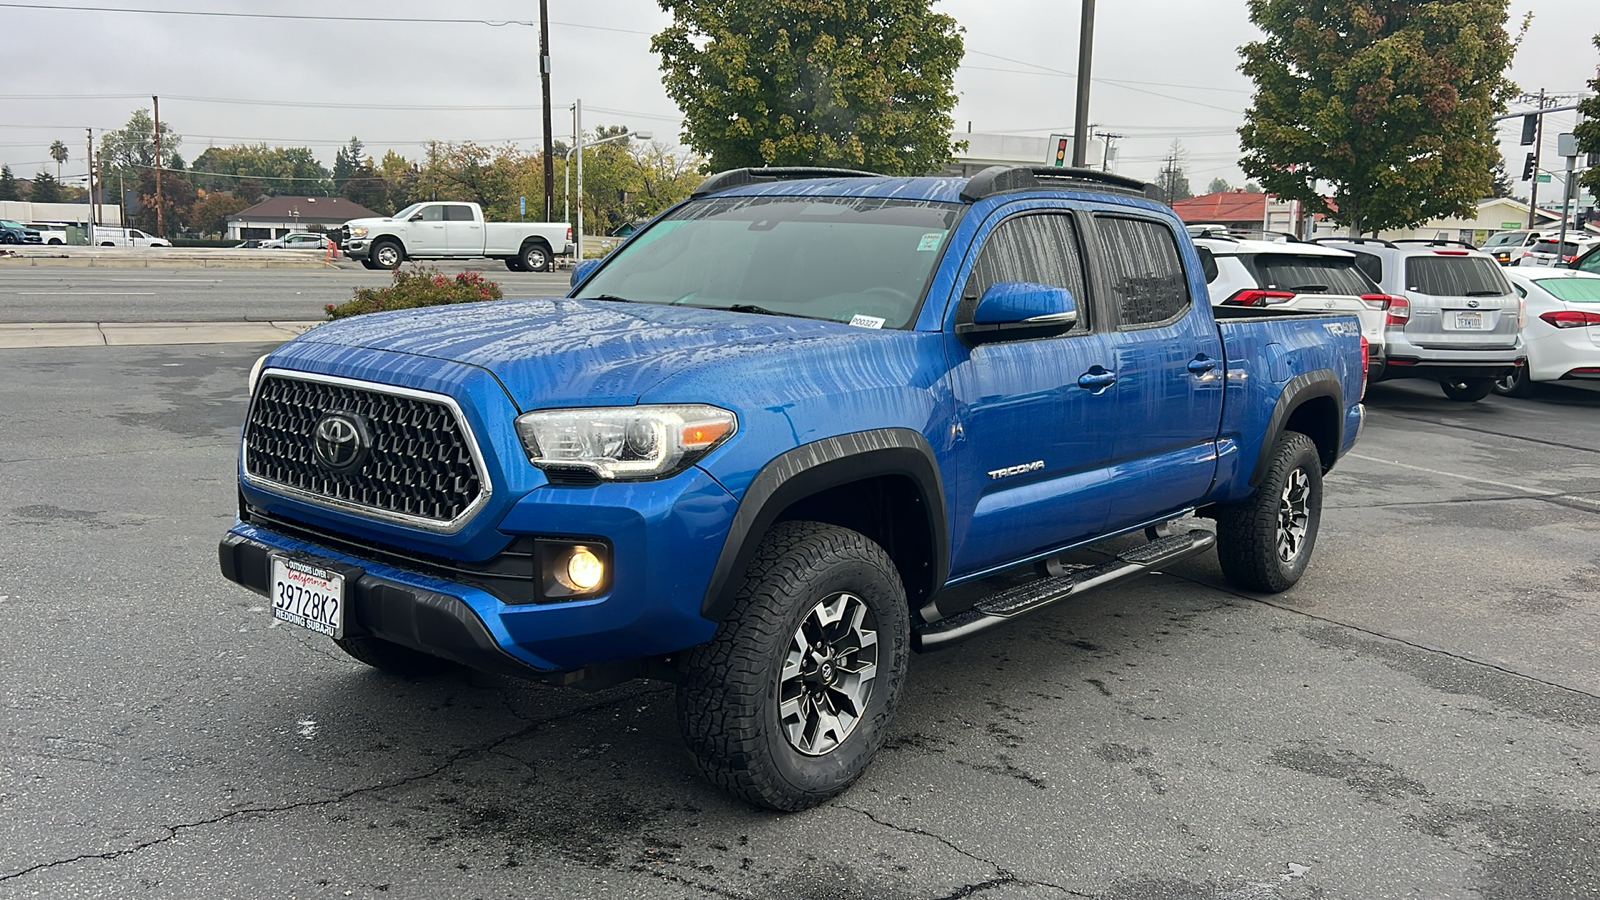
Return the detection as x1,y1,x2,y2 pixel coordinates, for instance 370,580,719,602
3,0,1595,193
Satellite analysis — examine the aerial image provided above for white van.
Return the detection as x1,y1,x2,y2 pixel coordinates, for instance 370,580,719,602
92,226,171,248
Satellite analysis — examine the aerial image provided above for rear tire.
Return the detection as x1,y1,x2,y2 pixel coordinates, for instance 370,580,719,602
1213,431,1322,593
1491,367,1534,398
505,256,527,272
676,521,909,812
519,242,551,273
334,635,458,676
1440,378,1494,402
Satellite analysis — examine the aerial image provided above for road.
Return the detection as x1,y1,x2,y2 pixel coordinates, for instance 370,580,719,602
1,270,1597,899
0,264,572,323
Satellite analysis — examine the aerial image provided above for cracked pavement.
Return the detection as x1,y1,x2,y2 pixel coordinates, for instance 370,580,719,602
2,335,1598,899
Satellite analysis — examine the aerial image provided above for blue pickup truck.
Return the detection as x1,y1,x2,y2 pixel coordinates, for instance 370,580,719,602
220,166,1365,810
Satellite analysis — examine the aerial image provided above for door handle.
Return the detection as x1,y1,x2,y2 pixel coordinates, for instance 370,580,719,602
1077,368,1117,391
1187,355,1217,374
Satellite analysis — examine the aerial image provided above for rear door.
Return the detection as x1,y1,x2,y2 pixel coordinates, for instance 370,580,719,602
1401,252,1519,350
1090,213,1226,528
443,204,483,254
944,204,1120,576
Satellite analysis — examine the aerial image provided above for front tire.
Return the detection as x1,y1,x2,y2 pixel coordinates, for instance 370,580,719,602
1491,367,1534,398
519,242,551,273
1440,378,1494,402
371,240,404,270
359,257,380,270
1213,431,1323,593
676,521,909,812
334,635,458,676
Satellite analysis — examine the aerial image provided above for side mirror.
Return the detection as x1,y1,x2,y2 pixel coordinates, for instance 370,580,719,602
957,281,1078,342
570,258,601,289
410,214,424,222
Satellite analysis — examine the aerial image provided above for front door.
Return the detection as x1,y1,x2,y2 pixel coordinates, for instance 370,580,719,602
945,206,1121,578
1090,214,1225,528
410,204,447,254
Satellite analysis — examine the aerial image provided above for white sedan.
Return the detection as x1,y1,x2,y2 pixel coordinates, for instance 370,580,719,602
1495,269,1600,396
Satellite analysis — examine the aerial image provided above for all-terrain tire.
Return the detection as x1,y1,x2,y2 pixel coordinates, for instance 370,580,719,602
1440,378,1494,402
676,521,909,812
1213,430,1323,593
334,634,459,676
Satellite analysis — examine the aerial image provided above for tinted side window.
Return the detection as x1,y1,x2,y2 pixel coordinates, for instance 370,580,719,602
1096,217,1188,327
1251,255,1375,295
964,212,1090,331
444,204,475,222
1404,256,1509,296
417,206,445,222
1349,251,1383,285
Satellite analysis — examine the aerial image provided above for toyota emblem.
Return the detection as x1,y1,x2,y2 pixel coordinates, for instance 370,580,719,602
312,412,371,474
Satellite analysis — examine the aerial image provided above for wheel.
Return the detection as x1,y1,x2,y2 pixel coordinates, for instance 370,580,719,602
1440,378,1494,402
359,256,380,270
48,238,63,245
519,242,551,273
505,256,527,272
676,521,910,811
1,233,17,244
101,242,115,247
334,634,459,676
1213,431,1322,593
1491,367,1534,398
371,240,404,269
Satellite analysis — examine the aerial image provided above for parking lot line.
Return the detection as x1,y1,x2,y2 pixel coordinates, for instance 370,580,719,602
1348,451,1600,510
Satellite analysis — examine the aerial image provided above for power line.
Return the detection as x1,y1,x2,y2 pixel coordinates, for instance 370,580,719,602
0,2,655,34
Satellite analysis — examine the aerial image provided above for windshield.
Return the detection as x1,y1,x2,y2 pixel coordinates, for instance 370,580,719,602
572,195,964,328
1538,277,1600,303
391,203,423,220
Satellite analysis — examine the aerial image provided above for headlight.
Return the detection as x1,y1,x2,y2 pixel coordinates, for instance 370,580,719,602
516,404,737,481
247,354,269,395
349,226,369,239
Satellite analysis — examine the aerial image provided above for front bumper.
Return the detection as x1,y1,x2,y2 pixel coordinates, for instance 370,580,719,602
343,239,370,259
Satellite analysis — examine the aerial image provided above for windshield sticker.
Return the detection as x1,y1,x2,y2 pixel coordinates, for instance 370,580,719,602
849,314,886,330
917,232,946,252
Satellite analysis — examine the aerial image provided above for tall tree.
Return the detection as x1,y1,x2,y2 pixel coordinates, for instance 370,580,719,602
99,108,181,184
1488,156,1513,199
1576,34,1600,200
1207,177,1234,194
49,140,69,178
332,136,365,190
1154,140,1193,204
1239,1,1520,236
190,192,250,237
0,164,19,201
652,0,964,174
30,171,64,203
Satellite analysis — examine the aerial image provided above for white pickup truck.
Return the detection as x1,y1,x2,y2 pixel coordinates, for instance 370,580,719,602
340,201,573,272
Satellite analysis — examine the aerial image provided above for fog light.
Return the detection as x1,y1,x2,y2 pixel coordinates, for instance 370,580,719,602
566,547,604,591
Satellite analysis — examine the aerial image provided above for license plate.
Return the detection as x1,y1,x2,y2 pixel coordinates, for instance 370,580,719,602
271,558,344,638
1453,311,1483,330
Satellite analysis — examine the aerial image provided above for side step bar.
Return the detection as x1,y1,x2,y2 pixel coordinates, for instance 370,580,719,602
912,530,1217,652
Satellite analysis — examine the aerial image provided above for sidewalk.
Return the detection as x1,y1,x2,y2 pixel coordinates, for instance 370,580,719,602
0,321,321,350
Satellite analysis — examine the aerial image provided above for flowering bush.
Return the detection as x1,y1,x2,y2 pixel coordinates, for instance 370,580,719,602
325,266,504,320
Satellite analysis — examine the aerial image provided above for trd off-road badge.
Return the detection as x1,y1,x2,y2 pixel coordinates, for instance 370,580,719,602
312,412,372,474
988,460,1044,480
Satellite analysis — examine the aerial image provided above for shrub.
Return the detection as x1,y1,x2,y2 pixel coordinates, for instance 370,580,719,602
325,266,504,320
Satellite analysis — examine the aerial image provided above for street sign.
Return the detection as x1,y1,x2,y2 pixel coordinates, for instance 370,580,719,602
1536,173,1553,183
520,196,526,217
1500,221,1521,229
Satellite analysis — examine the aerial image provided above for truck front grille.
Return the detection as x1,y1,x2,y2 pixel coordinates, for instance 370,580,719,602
243,372,489,532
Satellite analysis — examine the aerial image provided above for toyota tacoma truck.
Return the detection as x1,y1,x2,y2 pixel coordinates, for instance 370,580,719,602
339,201,572,272
220,166,1366,811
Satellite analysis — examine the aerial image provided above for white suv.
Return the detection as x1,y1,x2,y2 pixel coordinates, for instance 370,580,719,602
1316,238,1524,402
1192,233,1387,376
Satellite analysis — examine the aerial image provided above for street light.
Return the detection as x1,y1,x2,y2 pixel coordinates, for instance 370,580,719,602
565,111,652,263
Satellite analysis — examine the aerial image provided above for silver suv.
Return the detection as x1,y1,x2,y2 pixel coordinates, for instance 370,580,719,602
1316,238,1524,402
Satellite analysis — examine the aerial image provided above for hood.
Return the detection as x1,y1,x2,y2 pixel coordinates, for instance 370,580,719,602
289,297,879,410
344,216,394,228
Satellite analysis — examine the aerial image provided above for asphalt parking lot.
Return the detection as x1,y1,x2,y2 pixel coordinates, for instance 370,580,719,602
2,269,1597,899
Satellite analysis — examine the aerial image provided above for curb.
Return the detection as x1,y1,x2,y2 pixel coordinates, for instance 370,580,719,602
0,255,340,270
0,321,322,350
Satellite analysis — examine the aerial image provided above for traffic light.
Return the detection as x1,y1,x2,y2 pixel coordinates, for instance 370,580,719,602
1520,114,1537,146
1522,153,1536,181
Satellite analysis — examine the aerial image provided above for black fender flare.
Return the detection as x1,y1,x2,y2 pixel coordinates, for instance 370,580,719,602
699,428,949,622
1251,368,1343,486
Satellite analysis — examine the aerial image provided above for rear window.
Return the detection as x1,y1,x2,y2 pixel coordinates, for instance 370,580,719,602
1532,239,1587,256
1538,278,1600,303
1482,232,1530,248
1249,254,1373,295
1404,256,1509,297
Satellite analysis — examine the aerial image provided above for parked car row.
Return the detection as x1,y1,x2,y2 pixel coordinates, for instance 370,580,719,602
1189,228,1600,401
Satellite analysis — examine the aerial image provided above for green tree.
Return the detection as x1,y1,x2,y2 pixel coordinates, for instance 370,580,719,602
133,169,197,234
332,136,365,190
1488,155,1513,199
0,164,20,201
190,144,331,194
652,0,964,174
190,191,250,237
30,171,64,203
49,140,69,178
1239,1,1520,235
1207,177,1234,194
100,108,181,184
1576,34,1600,199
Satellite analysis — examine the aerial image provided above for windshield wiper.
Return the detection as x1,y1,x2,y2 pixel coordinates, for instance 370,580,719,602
1465,289,1504,296
1288,284,1329,293
706,303,824,321
588,294,639,303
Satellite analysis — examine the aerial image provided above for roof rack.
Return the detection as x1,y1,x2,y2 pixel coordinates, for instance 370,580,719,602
690,167,879,198
1309,236,1398,249
1392,238,1479,250
960,166,1153,203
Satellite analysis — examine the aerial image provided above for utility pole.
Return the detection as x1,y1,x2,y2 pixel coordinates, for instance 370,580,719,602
94,151,104,225
153,95,164,239
1528,89,1545,228
574,99,584,263
86,128,96,231
1071,0,1096,168
1094,129,1123,172
539,0,554,222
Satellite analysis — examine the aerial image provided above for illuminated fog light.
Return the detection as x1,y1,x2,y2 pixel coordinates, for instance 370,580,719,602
565,547,604,591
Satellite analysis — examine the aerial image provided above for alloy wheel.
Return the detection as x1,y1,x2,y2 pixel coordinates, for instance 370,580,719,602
1277,467,1311,562
778,592,879,756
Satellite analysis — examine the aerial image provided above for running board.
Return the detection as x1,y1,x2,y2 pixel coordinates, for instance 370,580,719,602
912,530,1217,652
